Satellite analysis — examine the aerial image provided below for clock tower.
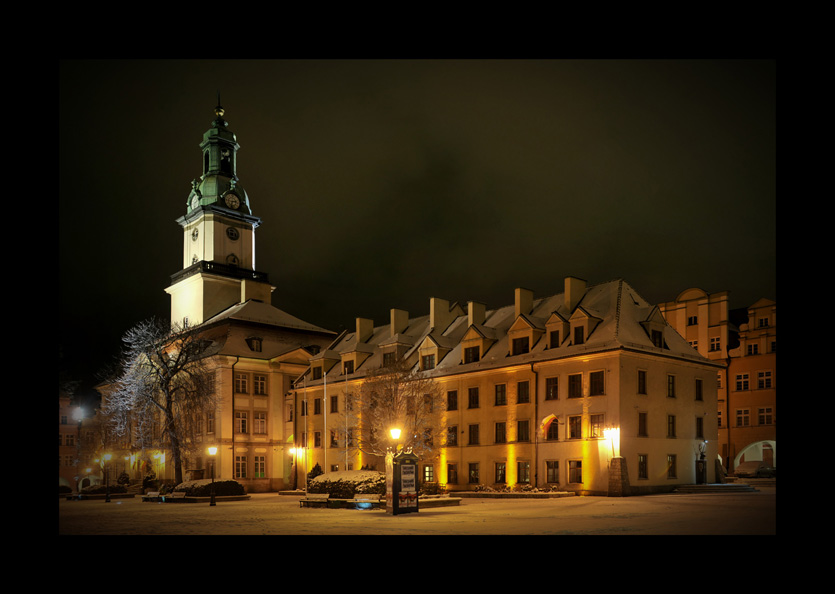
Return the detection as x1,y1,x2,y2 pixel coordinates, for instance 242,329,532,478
165,101,274,327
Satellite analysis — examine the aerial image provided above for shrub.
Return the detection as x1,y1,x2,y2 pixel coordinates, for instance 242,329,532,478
174,478,246,497
309,470,386,497
59,485,72,494
80,483,127,495
116,471,131,486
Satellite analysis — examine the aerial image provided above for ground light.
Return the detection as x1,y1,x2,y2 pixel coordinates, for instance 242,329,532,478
102,453,112,502
208,446,217,506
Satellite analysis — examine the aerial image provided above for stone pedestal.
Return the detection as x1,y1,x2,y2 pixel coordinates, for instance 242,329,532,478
608,456,631,497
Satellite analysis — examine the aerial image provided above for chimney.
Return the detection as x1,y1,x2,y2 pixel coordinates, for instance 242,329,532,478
390,309,408,337
356,317,373,343
468,301,485,326
565,276,587,312
515,288,533,318
430,297,452,331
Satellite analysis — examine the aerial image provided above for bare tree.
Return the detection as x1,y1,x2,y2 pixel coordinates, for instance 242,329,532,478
102,317,217,485
347,357,444,460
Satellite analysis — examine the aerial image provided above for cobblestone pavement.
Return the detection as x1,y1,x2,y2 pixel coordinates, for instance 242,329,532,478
58,488,776,535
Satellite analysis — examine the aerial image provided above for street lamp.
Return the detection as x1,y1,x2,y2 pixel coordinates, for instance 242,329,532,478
208,446,217,506
102,453,112,502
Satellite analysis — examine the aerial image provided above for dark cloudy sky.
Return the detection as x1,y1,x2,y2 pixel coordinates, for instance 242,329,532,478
59,59,776,398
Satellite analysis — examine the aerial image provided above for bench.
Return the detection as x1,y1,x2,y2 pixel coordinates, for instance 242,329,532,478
299,493,330,508
142,491,161,502
164,492,187,501
351,494,383,509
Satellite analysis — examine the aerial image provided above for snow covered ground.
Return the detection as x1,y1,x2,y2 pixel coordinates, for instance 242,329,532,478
58,488,775,535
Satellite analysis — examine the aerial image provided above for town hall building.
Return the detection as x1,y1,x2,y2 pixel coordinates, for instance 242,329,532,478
98,102,723,495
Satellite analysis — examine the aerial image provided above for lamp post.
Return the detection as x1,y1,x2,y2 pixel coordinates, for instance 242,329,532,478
103,453,112,503
208,446,217,506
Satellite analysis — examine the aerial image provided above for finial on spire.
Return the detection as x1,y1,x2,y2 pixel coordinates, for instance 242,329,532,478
215,90,224,118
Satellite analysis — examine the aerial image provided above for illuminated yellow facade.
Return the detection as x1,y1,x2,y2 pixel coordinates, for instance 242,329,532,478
659,290,777,473
293,277,723,495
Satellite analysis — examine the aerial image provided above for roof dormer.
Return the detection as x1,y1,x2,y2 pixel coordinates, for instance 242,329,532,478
460,324,497,364
568,306,602,346
545,312,569,349
417,333,455,370
640,307,669,349
507,314,544,356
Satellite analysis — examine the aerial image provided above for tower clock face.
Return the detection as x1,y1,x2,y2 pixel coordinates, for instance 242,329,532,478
224,193,240,209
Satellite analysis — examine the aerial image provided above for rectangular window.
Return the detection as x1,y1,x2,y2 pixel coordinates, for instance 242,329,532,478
517,461,531,484
695,378,703,401
687,315,698,326
235,411,248,434
343,360,354,375
589,414,603,438
736,374,750,391
736,409,750,427
667,414,676,438
424,464,434,483
254,411,266,434
254,374,267,395
383,352,395,366
757,371,772,389
667,374,676,398
468,424,480,445
747,343,759,356
447,425,458,447
207,411,215,433
464,346,480,363
422,354,435,370
330,395,339,414
696,416,704,439
568,374,582,398
314,431,321,447
517,419,530,442
235,455,247,479
312,367,322,380
235,373,248,394
758,407,774,425
651,330,664,348
710,337,721,351
512,336,529,355
447,390,458,411
637,370,647,395
667,454,677,479
314,398,322,415
468,387,479,409
546,420,559,440
468,463,479,484
517,380,530,403
330,430,338,448
546,460,559,483
495,422,507,443
549,330,560,348
574,326,585,345
568,415,582,439
254,455,266,478
590,371,604,395
447,463,458,484
568,460,582,483
638,454,648,480
495,462,506,484
545,377,558,400
638,411,648,437
494,383,507,406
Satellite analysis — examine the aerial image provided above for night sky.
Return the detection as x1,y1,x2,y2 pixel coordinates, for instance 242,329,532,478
59,59,776,401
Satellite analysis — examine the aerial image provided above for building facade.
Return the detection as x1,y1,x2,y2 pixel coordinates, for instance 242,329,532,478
97,103,334,492
659,290,776,472
293,278,723,495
